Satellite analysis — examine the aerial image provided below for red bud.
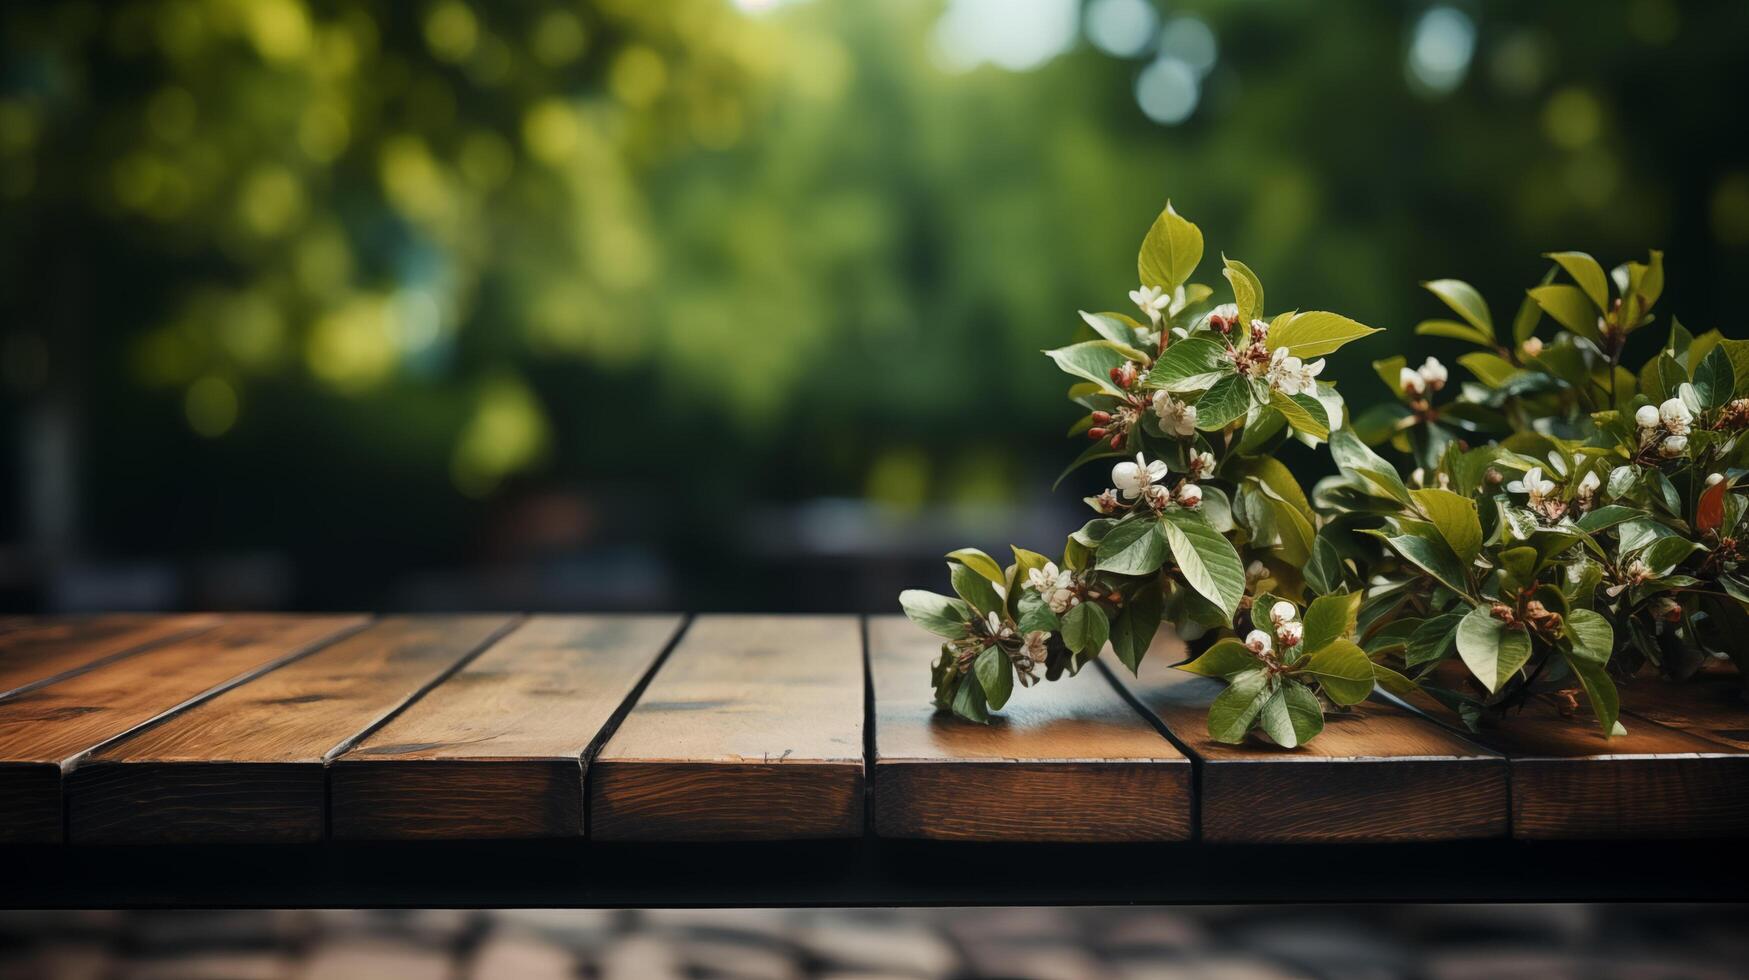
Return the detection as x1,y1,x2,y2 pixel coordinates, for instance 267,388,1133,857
1109,433,1124,449
1087,427,1107,440
1091,411,1113,424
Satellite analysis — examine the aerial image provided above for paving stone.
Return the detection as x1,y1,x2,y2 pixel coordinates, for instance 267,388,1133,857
597,935,685,980
466,933,576,980
297,938,452,980
960,941,1109,980
942,907,1082,947
1098,910,1210,953
118,951,293,980
671,938,803,980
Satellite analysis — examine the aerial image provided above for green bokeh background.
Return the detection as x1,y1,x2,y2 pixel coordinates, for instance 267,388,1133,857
3,0,1746,610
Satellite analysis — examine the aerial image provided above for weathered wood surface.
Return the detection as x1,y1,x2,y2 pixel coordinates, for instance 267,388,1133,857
1465,695,1749,840
1108,632,1509,843
0,614,219,701
867,616,1190,841
1617,663,1749,752
0,615,365,842
66,615,517,843
330,615,679,840
590,615,864,841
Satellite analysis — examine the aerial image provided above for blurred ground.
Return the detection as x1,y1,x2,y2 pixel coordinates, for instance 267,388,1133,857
1,905,1745,979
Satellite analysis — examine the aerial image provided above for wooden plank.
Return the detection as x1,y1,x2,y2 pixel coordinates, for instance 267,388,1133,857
1616,663,1749,752
0,614,220,701
1457,685,1749,840
867,615,1190,841
1108,632,1508,843
0,614,365,843
65,615,517,843
329,615,680,840
590,615,864,841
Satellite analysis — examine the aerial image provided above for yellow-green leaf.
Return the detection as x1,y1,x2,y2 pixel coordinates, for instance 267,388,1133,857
1422,279,1493,339
1529,284,1602,343
1268,310,1383,359
1545,251,1609,310
1411,487,1482,563
1138,201,1203,291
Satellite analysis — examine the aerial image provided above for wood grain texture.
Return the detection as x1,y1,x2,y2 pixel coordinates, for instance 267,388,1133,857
1460,687,1749,839
0,614,219,701
868,615,1189,842
591,615,864,841
330,615,680,840
65,615,516,843
0,614,365,843
1109,631,1507,843
1617,663,1749,752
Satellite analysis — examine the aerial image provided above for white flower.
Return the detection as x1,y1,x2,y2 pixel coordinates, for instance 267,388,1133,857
1576,470,1601,502
1635,404,1661,430
1111,453,1168,500
1143,484,1172,509
985,612,1014,641
1244,629,1273,655
1418,356,1448,390
1522,337,1544,357
1399,366,1426,396
1026,562,1069,595
1660,397,1693,436
1659,435,1688,457
1176,483,1203,508
1277,620,1304,648
1022,631,1051,663
1047,588,1078,614
1269,600,1297,627
1188,451,1216,479
1506,466,1557,508
1129,284,1172,324
1245,560,1268,585
1707,472,1725,487
1267,347,1325,396
1151,391,1198,437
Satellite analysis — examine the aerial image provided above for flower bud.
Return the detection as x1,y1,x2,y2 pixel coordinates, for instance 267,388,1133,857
1277,621,1303,648
1485,468,1503,485
1707,472,1725,486
1399,367,1425,396
1269,600,1296,627
1091,411,1113,424
1522,337,1544,357
1244,629,1273,655
1659,435,1688,457
1110,432,1125,449
1088,427,1107,441
1635,404,1661,430
1176,483,1203,508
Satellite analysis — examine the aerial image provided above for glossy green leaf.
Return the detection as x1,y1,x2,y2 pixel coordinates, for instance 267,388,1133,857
1045,341,1135,395
1208,668,1271,744
1566,653,1621,736
1138,201,1203,291
1406,612,1464,667
1147,337,1230,391
1695,345,1736,410
1564,607,1614,664
951,670,990,723
949,561,1004,618
1456,605,1533,694
1078,310,1149,353
947,548,1005,584
1110,580,1163,673
1458,351,1517,387
1259,680,1324,749
1302,638,1375,705
1300,591,1361,656
1177,637,1259,680
1330,428,1413,505
899,590,972,639
1096,518,1168,575
1415,319,1493,346
1529,284,1602,343
1373,520,1472,596
1411,487,1483,563
1268,310,1383,359
1060,600,1109,657
1222,256,1264,325
1545,251,1609,310
974,645,1013,711
1159,507,1246,623
1422,279,1493,338
1193,374,1252,430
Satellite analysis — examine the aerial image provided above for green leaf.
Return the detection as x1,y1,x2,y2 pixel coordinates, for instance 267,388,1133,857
1330,429,1413,505
1268,310,1383,359
1300,592,1361,656
1576,505,1645,533
1268,388,1330,441
1051,441,1126,492
1177,637,1259,680
951,670,990,724
1422,279,1494,339
1406,612,1464,667
1373,520,1472,596
1193,374,1252,430
1458,351,1517,387
1147,337,1230,392
1456,605,1533,694
1719,338,1749,397
899,590,972,639
1208,669,1271,744
950,562,1004,618
1078,310,1149,352
1529,284,1602,343
946,548,1005,584
1513,267,1554,344
1060,600,1109,657
974,645,1013,711
1415,319,1494,346
1258,680,1324,749
1304,535,1347,596
1545,251,1610,310
1566,653,1621,736
1564,608,1614,664
1695,345,1736,411
1015,592,1061,634
1159,508,1247,624
1110,582,1163,674
1138,200,1204,291
1222,256,1264,325
1301,638,1375,705
1411,487,1483,563
1096,518,1169,575
1045,341,1136,395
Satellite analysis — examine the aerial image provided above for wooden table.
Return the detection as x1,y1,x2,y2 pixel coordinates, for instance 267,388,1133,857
2,613,1746,905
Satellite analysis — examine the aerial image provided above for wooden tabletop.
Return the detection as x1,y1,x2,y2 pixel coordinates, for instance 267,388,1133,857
0,613,1743,844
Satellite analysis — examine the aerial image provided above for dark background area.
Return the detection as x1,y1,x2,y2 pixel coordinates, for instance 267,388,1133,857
3,0,1747,614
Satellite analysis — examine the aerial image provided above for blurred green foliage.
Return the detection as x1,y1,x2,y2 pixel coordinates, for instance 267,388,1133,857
3,0,1748,572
